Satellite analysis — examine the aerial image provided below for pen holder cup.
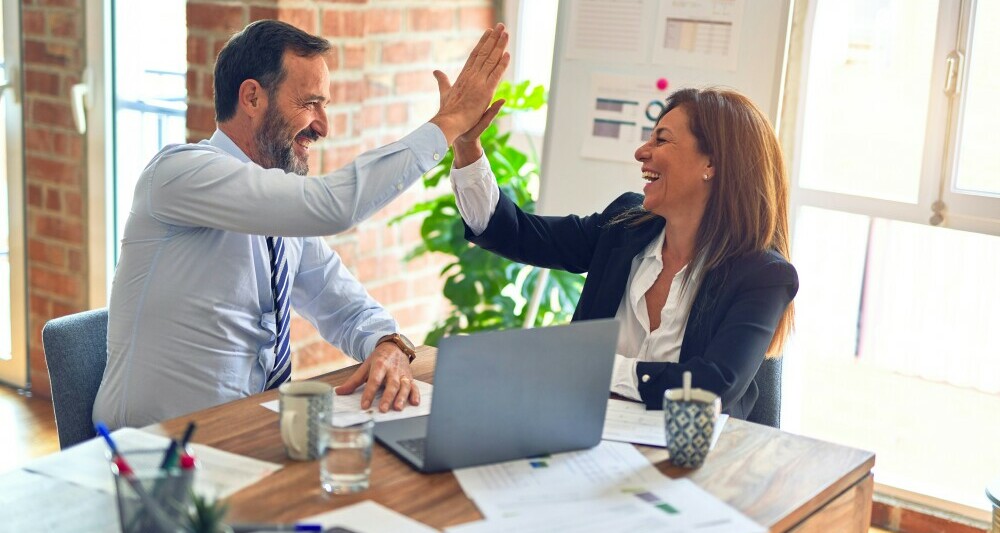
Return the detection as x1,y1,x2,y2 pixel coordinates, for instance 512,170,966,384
110,449,196,533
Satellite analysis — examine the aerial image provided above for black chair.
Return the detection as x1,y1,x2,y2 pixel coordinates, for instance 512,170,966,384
41,308,109,449
746,357,782,428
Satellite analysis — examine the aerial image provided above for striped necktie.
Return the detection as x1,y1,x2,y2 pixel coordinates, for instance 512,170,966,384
265,236,292,389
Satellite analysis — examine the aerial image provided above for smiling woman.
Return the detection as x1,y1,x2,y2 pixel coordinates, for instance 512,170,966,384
450,86,796,420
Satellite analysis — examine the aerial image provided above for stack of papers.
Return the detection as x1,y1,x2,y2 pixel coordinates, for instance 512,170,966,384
0,469,118,533
603,399,729,449
451,441,762,533
261,379,433,427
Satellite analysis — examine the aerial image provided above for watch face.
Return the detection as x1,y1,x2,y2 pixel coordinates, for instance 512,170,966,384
398,334,415,351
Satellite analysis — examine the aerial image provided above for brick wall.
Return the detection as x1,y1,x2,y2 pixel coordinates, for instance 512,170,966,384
186,0,495,376
23,0,88,397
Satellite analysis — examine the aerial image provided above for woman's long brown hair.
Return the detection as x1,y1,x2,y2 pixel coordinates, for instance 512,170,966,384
619,87,794,356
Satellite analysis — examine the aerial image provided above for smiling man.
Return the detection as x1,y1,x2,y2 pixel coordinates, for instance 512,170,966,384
93,20,509,429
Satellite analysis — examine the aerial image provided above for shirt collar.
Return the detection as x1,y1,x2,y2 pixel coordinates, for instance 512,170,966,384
208,129,253,163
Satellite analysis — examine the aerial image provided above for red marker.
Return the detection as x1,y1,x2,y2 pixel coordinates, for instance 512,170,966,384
656,78,669,91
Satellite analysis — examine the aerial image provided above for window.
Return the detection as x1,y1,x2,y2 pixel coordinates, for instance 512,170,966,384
783,0,999,518
0,0,25,388
507,0,559,136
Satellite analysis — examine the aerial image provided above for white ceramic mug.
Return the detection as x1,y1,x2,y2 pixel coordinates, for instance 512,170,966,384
278,381,333,460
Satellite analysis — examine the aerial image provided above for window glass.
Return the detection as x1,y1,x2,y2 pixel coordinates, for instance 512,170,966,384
953,0,1000,196
798,0,939,202
513,0,559,135
113,1,187,259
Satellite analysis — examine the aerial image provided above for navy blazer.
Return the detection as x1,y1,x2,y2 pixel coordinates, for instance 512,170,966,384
465,192,799,419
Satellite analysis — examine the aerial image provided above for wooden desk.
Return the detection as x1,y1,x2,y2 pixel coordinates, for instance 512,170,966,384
151,347,875,531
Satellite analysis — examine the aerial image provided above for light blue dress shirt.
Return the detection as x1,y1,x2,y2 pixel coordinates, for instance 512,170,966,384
93,124,447,429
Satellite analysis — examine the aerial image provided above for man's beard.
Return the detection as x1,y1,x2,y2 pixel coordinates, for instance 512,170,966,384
253,105,315,176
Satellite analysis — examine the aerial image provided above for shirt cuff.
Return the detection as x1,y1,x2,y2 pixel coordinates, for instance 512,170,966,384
610,353,641,401
398,122,449,173
450,153,492,187
360,330,397,363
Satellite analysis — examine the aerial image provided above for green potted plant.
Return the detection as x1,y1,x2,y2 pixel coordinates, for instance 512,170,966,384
392,80,585,345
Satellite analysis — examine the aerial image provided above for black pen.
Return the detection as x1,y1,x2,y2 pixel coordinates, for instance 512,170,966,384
180,421,197,450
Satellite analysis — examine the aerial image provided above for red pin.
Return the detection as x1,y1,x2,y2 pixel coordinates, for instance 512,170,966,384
656,78,669,91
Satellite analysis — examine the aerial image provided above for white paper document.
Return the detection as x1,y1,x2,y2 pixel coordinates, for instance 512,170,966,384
0,469,119,533
447,478,763,533
651,0,746,71
276,500,436,533
603,399,728,450
23,427,281,498
260,379,433,427
565,0,648,62
583,73,672,164
453,440,667,518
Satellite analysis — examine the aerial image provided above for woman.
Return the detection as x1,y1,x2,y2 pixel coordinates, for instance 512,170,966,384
449,87,797,419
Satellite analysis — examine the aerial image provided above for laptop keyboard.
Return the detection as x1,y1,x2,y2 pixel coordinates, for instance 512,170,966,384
398,437,427,461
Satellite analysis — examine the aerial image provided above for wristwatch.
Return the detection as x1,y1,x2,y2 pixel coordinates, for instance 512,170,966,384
377,333,417,363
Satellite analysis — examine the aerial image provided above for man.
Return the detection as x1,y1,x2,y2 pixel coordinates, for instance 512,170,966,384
93,20,509,428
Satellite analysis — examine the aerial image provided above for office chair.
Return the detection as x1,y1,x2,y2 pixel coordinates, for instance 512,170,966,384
746,357,782,428
42,308,109,449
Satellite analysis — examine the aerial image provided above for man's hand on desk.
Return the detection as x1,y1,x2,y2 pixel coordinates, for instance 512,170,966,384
335,342,421,413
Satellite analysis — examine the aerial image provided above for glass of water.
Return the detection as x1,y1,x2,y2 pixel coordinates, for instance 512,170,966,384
320,411,374,494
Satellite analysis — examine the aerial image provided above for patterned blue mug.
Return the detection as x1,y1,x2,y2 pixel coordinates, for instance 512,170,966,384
663,387,721,468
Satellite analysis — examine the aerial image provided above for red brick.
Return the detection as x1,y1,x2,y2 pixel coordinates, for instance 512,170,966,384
290,316,317,341
50,301,80,320
369,280,408,305
45,188,61,211
64,191,83,217
386,102,408,125
67,249,83,272
366,9,402,34
408,8,453,32
24,69,61,96
328,112,349,137
360,104,383,128
382,41,431,64
322,144,361,173
26,155,80,184
35,0,79,8
32,214,83,244
24,39,79,68
25,69,60,96
30,295,52,316
322,10,365,38
28,184,43,207
30,267,82,299
187,3,247,33
394,70,437,95
22,10,45,36
364,73,392,98
56,132,84,159
187,35,208,65
249,6,278,22
459,7,494,30
329,79,366,104
28,238,67,268
277,8,318,34
186,104,217,134
433,38,479,63
343,44,364,70
47,11,79,39
30,100,77,129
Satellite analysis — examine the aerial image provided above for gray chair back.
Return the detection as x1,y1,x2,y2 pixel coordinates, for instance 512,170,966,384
42,308,109,449
746,357,782,428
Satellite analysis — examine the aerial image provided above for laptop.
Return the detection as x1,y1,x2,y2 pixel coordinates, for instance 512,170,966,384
374,318,619,473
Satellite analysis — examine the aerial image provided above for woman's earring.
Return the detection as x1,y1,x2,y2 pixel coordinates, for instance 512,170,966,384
702,174,711,181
